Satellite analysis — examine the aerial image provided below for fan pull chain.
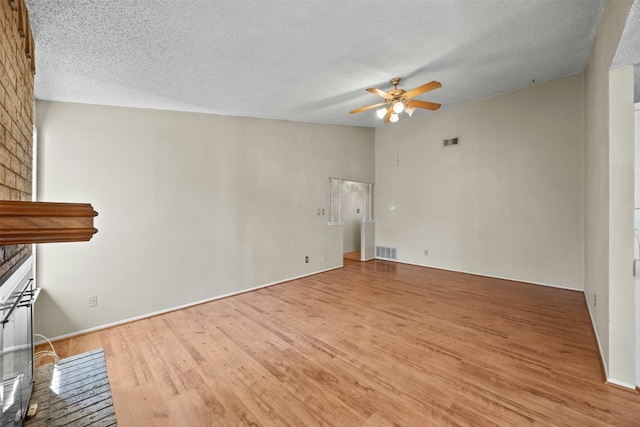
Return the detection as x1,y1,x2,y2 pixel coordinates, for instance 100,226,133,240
396,122,400,166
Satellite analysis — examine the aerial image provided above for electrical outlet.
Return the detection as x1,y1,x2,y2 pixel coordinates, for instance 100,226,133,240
322,255,326,262
424,250,428,256
88,295,97,307
305,256,309,263
593,294,596,306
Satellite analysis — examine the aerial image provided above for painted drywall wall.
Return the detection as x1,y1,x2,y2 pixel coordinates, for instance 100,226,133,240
634,103,639,388
607,65,636,386
342,181,364,253
584,0,635,386
35,101,374,338
375,73,585,290
636,105,640,213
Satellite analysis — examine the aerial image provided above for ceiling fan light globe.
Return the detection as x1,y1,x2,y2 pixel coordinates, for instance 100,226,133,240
376,108,387,119
393,101,405,114
390,113,399,123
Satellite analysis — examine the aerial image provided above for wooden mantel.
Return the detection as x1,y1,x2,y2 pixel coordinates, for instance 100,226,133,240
0,201,98,245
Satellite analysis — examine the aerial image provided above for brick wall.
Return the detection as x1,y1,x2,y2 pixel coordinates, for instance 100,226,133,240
0,0,35,278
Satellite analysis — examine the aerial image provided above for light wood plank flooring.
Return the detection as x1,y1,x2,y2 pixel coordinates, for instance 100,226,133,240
38,259,640,426
344,251,361,261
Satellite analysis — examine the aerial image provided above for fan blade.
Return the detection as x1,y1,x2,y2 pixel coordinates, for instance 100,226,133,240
349,101,389,115
403,81,442,99
366,87,392,99
384,108,393,123
406,99,441,111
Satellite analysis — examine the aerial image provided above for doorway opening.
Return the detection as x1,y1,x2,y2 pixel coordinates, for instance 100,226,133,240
328,178,374,261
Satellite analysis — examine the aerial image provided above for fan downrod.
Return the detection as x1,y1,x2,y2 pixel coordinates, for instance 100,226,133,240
389,78,405,98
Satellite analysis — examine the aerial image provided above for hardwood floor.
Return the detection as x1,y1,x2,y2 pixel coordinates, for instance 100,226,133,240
343,251,361,261
37,259,640,426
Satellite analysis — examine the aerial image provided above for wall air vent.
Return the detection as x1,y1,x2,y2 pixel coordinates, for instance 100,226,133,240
443,137,459,147
376,246,397,260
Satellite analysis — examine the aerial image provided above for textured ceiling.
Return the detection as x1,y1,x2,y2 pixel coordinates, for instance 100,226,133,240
612,0,640,103
25,0,606,127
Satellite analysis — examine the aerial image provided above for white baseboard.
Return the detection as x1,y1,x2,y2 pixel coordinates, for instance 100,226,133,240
375,258,582,291
35,265,343,344
583,292,609,380
582,293,637,390
606,378,637,390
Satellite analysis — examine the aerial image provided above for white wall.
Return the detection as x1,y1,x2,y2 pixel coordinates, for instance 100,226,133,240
607,65,636,385
35,101,374,338
635,104,640,212
375,74,585,289
636,103,640,387
342,181,364,253
584,0,635,387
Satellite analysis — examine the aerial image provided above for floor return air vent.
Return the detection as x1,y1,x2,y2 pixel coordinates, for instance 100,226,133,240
376,246,397,260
